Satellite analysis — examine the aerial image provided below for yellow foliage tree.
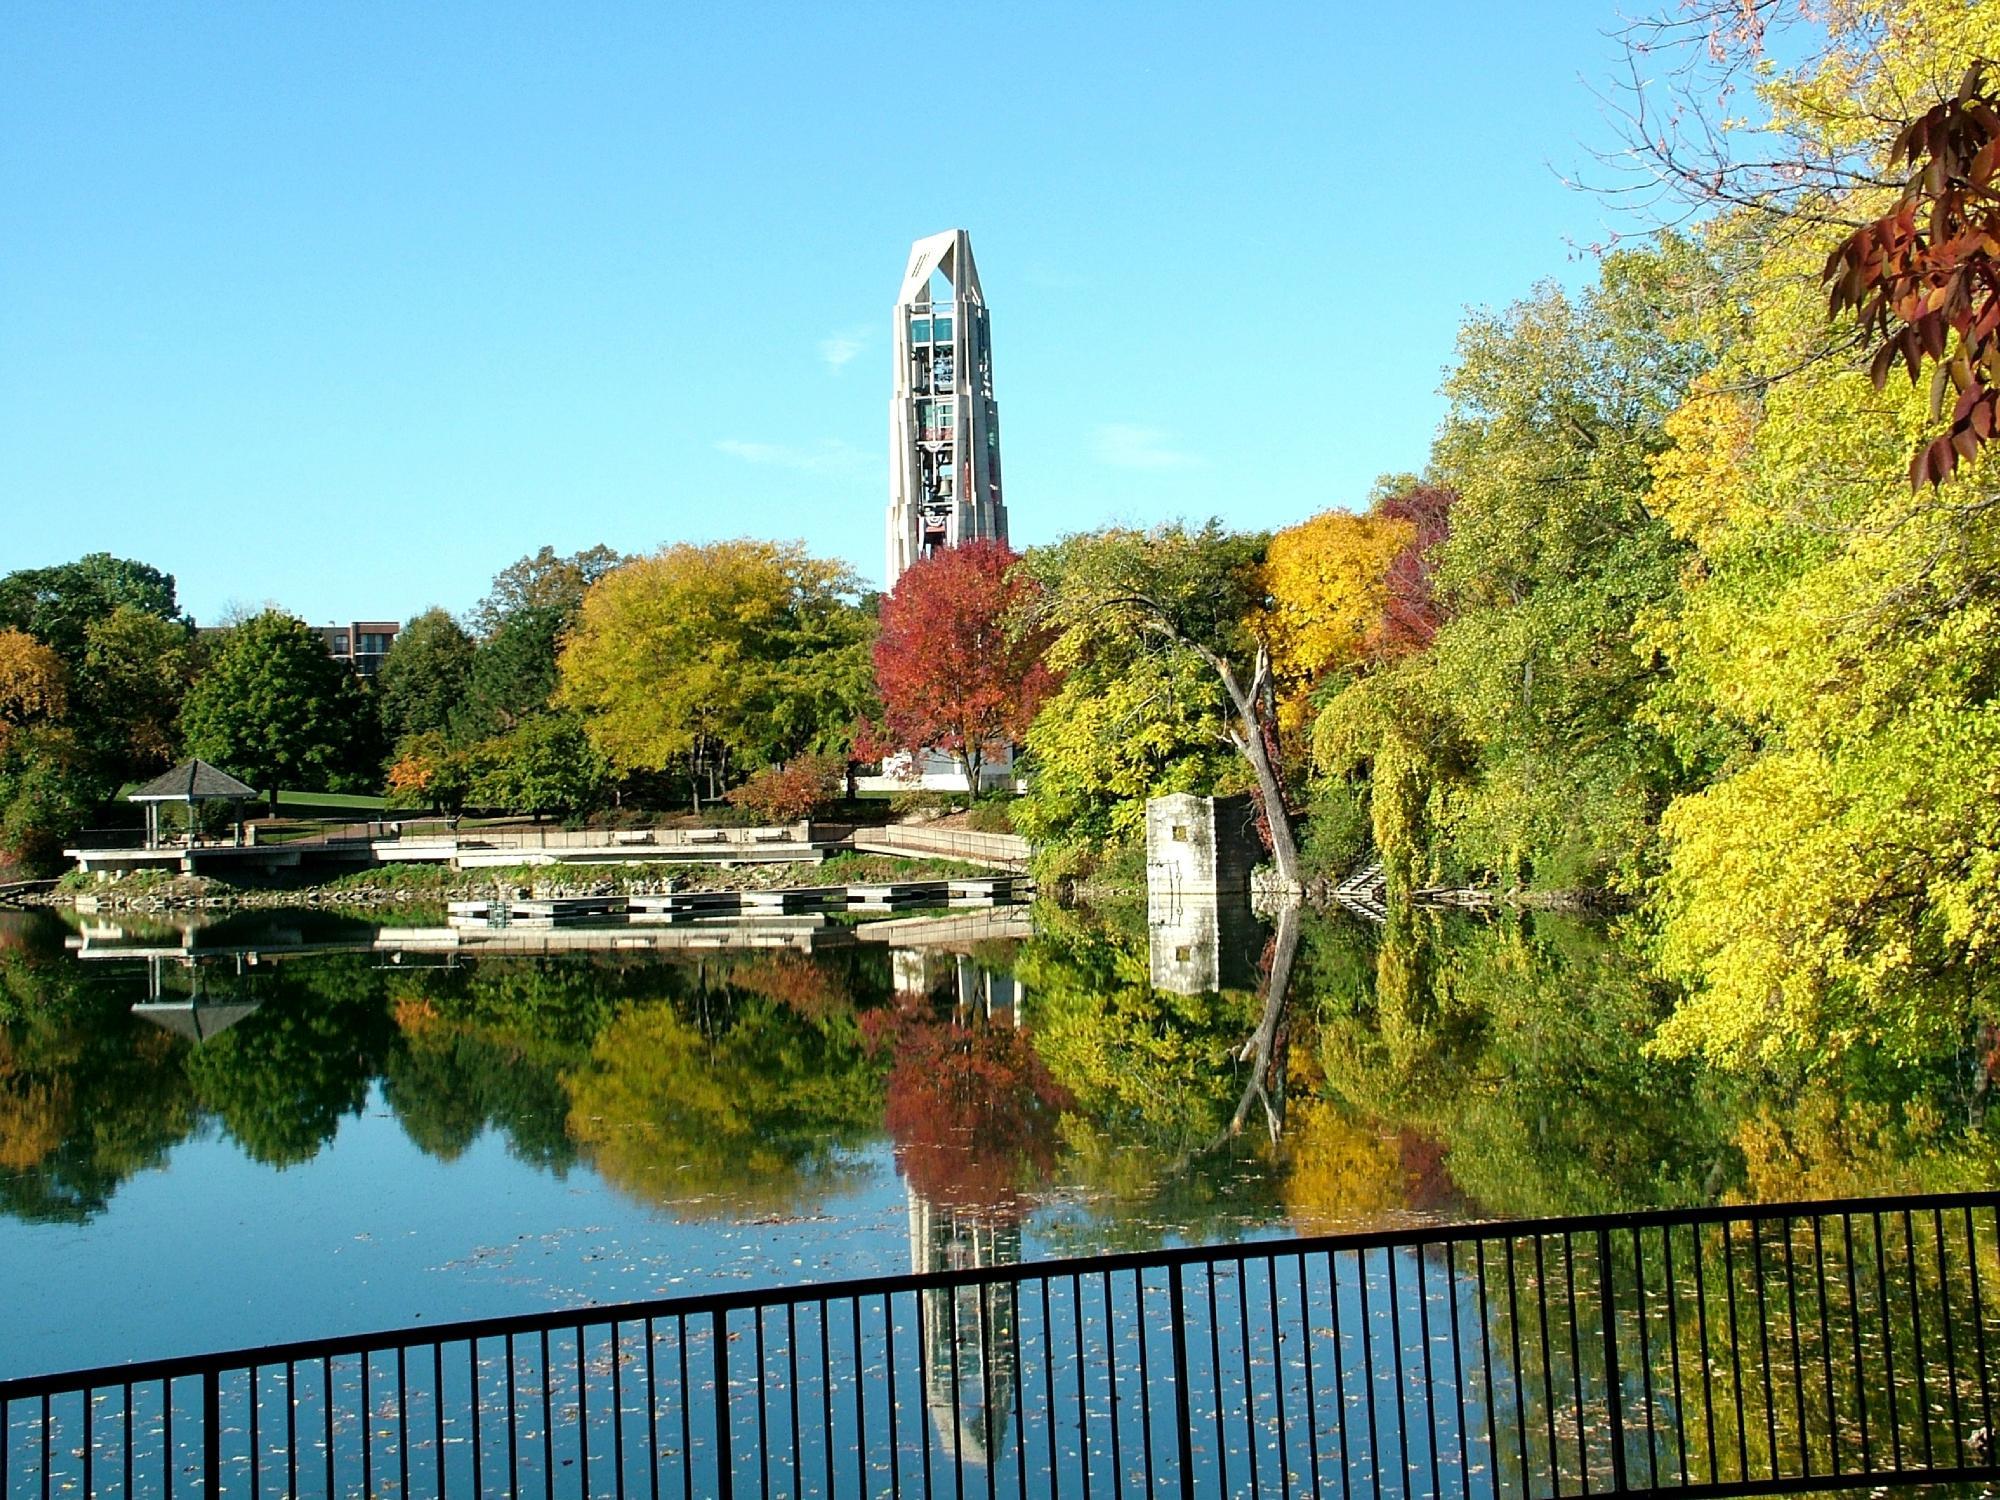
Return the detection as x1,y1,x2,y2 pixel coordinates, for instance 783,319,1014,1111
1259,509,1412,730
556,539,869,804
0,629,68,745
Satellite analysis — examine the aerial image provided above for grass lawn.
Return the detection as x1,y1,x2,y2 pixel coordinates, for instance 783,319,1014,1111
274,790,389,812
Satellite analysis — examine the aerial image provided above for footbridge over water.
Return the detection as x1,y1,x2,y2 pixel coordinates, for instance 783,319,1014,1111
4,1193,1998,1497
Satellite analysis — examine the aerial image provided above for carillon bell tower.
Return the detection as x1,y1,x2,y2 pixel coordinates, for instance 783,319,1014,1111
886,230,1007,587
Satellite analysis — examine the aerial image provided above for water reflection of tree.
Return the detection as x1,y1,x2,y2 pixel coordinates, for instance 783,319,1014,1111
388,949,893,1202
1017,902,1284,1248
0,946,196,1221
565,993,884,1217
865,996,1070,1216
1303,908,2000,1219
0,916,197,1219
1311,911,1732,1216
183,955,395,1167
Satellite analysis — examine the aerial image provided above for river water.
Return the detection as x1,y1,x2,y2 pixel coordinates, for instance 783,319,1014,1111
2,898,1994,1381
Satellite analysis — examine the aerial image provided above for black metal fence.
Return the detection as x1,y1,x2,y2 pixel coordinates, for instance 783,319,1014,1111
5,1193,1999,1498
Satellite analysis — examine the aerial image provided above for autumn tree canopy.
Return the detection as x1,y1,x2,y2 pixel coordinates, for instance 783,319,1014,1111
1260,508,1412,723
871,539,1054,799
556,539,874,807
0,632,68,746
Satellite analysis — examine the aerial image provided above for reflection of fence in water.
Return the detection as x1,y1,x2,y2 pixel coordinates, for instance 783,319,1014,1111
4,1194,1999,1496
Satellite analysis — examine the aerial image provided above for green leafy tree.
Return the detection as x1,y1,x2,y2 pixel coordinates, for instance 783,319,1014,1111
179,611,379,807
455,604,567,743
384,730,474,814
467,712,611,820
469,545,623,638
375,608,475,745
1643,236,2000,1069
0,729,100,873
1312,242,1720,896
453,547,623,743
0,554,180,662
1013,647,1236,853
78,605,196,777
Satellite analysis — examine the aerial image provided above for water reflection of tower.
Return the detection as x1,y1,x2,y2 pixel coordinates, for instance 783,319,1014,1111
883,941,1040,1469
890,947,1023,1027
908,1192,1021,1467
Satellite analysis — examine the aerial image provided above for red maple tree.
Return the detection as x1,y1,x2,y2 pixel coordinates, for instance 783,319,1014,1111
1368,483,1457,659
870,540,1056,797
1824,64,2000,487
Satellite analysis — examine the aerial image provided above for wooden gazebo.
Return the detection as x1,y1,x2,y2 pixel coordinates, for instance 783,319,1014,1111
128,759,260,849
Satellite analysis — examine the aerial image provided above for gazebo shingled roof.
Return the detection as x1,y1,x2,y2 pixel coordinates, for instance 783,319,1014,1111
127,759,260,803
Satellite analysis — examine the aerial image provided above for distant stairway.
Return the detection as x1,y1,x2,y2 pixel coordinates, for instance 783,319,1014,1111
1330,858,1388,922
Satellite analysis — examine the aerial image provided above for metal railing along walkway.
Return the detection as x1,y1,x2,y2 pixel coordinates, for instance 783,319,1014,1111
5,1193,1999,1497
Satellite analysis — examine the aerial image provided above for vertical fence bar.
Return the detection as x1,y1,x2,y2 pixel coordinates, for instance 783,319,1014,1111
1597,1228,1626,1494
1842,1214,1871,1474
1445,1242,1467,1500
471,1339,485,1500
1048,1280,1064,1500
1504,1237,1530,1499
1164,1265,1190,1494
1809,1217,1838,1480
203,1370,219,1499
398,1345,411,1500
1561,1232,1588,1495
1473,1238,1498,1500
678,1315,693,1500
1712,1224,1744,1488
1137,1268,1157,1499
852,1296,867,1500
1386,1248,1407,1500
1331,1248,1353,1500
1415,1248,1438,1500
1662,1224,1689,1488
1631,1226,1657,1490
1967,1205,1994,1444
712,1310,733,1500
1208,1264,1224,1496
1361,1250,1383,1500
539,1329,554,1500
1533,1234,1562,1498
1781,1218,1808,1480
1302,1252,1327,1500
1905,1208,1935,1470
1934,1206,1965,1469
1235,1259,1259,1500
505,1335,519,1500
644,1320,659,1500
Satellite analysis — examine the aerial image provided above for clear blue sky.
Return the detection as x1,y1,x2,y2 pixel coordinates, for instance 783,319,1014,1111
3,2,1635,625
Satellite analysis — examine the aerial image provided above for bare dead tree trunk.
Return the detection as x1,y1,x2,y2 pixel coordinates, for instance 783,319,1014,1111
1225,900,1302,1143
1191,639,1302,888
